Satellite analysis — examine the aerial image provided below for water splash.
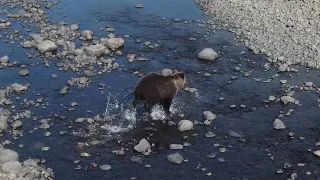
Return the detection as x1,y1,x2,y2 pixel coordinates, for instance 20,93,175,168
101,93,137,134
149,99,181,120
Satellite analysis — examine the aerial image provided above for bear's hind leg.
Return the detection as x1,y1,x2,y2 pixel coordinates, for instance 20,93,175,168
162,98,172,115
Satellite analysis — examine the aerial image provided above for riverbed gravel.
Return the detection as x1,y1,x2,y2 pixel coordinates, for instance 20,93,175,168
195,0,320,69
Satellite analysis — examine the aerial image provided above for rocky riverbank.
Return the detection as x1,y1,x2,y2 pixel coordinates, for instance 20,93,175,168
195,0,320,69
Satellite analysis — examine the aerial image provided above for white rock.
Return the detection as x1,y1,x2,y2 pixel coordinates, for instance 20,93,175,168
21,41,33,48
161,69,173,76
184,87,198,93
10,83,28,93
0,149,19,163
103,38,124,50
0,56,9,63
70,24,79,31
167,153,184,164
11,120,22,129
305,82,314,87
169,144,184,150
0,115,8,132
100,164,112,171
127,54,136,62
197,48,218,61
178,120,194,131
81,30,93,40
37,40,57,53
84,44,106,57
273,119,286,129
268,96,276,101
1,161,22,174
280,96,296,104
134,138,151,155
203,111,216,120
278,64,288,72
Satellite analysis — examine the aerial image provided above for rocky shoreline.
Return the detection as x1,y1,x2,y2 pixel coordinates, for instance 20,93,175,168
195,0,320,69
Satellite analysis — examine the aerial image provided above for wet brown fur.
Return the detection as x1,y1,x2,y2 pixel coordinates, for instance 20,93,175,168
130,72,186,114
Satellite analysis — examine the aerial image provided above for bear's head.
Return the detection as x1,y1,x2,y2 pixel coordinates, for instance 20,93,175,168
172,72,187,89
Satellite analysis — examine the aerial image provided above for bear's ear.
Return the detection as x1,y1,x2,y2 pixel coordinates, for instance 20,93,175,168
178,72,185,80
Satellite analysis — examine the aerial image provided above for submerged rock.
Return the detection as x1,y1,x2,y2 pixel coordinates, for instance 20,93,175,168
167,153,184,164
169,144,184,150
18,69,29,76
198,48,218,61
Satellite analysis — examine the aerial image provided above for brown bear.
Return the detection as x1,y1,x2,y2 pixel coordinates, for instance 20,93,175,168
129,71,187,114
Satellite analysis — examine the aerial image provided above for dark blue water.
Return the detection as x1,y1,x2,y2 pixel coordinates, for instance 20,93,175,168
1,0,320,179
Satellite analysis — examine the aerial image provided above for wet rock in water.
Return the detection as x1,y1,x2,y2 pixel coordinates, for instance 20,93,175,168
206,152,216,158
103,38,124,50
60,86,69,95
305,82,314,87
11,120,22,129
278,64,288,72
100,164,112,171
70,24,79,31
313,150,320,157
169,144,184,150
127,54,136,62
84,44,106,57
178,120,194,131
52,74,57,78
134,138,152,155
78,77,88,84
81,30,93,40
0,115,8,132
18,69,29,76
268,96,276,102
167,153,184,164
184,87,197,93
0,56,9,63
280,96,296,104
161,69,173,76
135,4,144,8
9,83,28,93
21,41,33,48
112,149,125,156
198,48,218,61
130,156,144,163
205,131,216,138
1,161,22,174
37,40,58,53
273,119,286,129
0,149,19,163
203,111,216,121
228,130,242,138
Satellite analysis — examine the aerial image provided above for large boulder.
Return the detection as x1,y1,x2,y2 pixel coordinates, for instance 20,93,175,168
0,149,19,163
